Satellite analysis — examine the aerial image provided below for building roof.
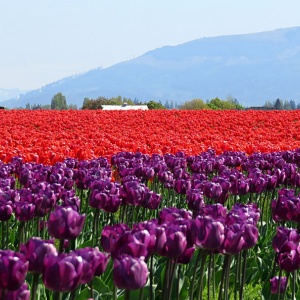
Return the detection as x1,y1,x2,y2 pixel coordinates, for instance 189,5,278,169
101,104,149,110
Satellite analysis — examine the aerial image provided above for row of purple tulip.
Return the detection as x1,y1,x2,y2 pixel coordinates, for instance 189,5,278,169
1,149,300,298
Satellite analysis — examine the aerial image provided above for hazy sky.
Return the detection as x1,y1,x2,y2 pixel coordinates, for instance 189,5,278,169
1,0,300,90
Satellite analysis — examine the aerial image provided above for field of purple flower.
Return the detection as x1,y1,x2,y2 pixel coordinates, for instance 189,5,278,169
1,149,300,299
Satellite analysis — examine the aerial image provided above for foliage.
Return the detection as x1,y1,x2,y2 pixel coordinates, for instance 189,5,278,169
82,96,135,109
264,99,298,110
207,97,243,110
146,100,166,110
51,92,68,110
179,97,244,110
179,98,208,110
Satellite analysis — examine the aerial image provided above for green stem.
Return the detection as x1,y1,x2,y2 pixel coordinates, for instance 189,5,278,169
190,250,203,300
224,256,232,300
1,222,4,249
138,287,144,300
150,255,154,300
168,259,177,300
31,273,40,300
197,251,208,300
53,291,62,300
234,253,241,300
124,289,130,300
59,239,65,253
207,253,213,300
219,255,230,300
177,265,181,300
239,250,247,300
162,259,171,300
292,270,296,300
277,269,282,300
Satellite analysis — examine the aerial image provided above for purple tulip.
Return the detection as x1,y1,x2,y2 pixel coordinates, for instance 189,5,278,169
272,227,300,253
0,200,13,221
111,232,149,259
203,181,222,199
158,226,187,259
47,207,85,240
159,207,192,225
14,202,35,222
186,189,204,212
270,276,288,294
278,248,300,272
20,237,58,273
101,223,130,253
177,246,195,264
140,191,161,210
0,282,30,300
0,250,29,291
192,216,225,250
43,253,86,291
174,178,191,194
113,255,149,290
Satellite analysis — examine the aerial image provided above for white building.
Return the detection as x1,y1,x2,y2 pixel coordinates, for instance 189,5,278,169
100,103,149,110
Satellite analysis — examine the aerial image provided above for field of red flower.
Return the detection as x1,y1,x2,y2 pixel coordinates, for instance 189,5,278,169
1,110,300,164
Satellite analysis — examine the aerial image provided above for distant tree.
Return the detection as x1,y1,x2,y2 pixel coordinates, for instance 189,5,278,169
146,100,166,110
283,100,291,110
68,104,78,110
51,92,67,110
264,100,274,108
25,103,31,110
274,98,283,110
164,100,170,109
290,100,296,110
179,98,208,110
207,97,237,110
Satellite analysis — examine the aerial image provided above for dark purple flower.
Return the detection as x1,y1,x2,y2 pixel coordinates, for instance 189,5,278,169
14,202,35,222
203,182,222,199
174,178,191,194
158,227,187,259
186,189,204,212
0,200,13,221
113,256,149,290
270,276,288,294
159,207,192,225
0,250,29,290
20,237,58,273
47,207,85,240
177,246,195,264
220,223,259,255
111,232,148,259
140,191,161,210
43,254,85,291
278,249,300,272
192,216,225,250
100,223,130,253
0,282,30,300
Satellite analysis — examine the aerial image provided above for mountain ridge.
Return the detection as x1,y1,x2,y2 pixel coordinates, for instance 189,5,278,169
3,26,300,108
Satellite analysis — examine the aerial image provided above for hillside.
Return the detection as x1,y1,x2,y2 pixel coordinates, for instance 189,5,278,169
2,26,300,108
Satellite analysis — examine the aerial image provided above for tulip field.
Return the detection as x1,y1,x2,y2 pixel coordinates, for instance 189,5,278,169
2,109,300,300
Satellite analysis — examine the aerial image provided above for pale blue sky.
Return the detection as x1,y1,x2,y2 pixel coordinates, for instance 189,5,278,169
1,0,300,90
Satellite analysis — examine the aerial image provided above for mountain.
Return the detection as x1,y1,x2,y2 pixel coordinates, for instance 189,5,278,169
0,88,26,102
2,26,300,108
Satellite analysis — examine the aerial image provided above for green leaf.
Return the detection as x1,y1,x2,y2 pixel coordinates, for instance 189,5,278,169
77,288,92,300
92,277,111,294
77,239,92,248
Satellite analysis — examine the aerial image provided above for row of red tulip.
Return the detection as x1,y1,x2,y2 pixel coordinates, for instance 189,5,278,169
1,110,300,164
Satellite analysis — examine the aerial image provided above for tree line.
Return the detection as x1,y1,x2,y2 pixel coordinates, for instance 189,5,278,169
264,98,299,110
21,92,300,111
